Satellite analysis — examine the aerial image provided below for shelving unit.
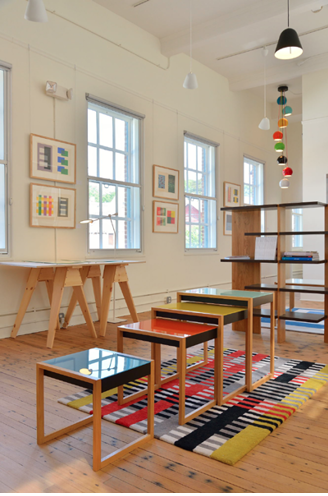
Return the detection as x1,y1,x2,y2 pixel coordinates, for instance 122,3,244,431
221,201,328,343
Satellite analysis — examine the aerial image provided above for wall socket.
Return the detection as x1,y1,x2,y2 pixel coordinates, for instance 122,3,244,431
164,296,172,304
59,313,65,325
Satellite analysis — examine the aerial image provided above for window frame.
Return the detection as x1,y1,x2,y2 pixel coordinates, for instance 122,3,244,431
0,63,11,256
243,155,265,231
184,134,218,251
292,208,303,248
86,97,144,255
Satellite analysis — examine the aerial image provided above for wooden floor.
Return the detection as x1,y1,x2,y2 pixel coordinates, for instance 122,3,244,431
1,299,328,493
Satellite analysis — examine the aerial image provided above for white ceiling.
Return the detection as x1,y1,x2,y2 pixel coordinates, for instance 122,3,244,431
93,0,328,104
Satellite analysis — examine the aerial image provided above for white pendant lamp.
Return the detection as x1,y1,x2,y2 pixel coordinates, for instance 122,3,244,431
24,0,48,23
279,178,290,189
258,47,270,130
183,0,198,89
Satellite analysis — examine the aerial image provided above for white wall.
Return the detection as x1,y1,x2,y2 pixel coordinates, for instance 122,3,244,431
0,0,283,339
302,69,328,300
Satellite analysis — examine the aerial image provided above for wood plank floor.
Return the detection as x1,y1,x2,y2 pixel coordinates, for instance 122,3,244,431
1,298,328,493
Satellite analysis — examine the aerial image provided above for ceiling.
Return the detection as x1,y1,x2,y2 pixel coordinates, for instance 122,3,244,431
93,0,328,104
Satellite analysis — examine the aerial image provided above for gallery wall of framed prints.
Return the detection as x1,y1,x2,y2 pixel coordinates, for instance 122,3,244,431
30,183,76,229
223,181,240,236
152,165,180,234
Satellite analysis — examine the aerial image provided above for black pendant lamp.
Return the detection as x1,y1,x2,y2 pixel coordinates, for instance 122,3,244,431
275,0,303,60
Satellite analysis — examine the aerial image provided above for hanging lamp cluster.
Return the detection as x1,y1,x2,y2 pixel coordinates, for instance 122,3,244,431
273,85,293,189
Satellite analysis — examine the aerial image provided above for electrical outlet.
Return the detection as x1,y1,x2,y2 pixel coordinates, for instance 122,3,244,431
59,312,65,325
165,296,172,304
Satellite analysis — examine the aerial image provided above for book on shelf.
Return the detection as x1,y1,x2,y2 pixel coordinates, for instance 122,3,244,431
282,251,319,261
254,236,277,260
224,255,251,260
281,257,317,261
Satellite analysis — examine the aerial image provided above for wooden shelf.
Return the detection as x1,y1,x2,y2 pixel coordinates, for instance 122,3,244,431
279,201,327,209
279,285,328,295
245,284,278,291
279,311,327,323
221,204,278,212
253,308,277,319
279,259,326,264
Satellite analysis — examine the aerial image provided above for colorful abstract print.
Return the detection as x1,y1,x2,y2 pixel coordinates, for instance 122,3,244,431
156,207,176,226
37,143,70,176
36,195,53,217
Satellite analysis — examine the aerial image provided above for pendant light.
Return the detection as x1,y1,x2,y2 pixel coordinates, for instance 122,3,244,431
275,0,303,60
24,0,48,22
258,47,270,130
279,178,290,188
183,0,198,90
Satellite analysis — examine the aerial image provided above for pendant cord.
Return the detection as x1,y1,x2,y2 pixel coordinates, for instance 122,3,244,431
288,0,290,27
189,0,192,72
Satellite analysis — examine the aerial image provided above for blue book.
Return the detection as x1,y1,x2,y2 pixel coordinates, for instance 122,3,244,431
281,257,313,261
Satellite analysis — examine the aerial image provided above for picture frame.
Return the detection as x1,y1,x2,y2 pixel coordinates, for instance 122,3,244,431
153,164,179,201
223,211,232,236
224,181,241,208
30,134,76,184
30,183,76,229
153,200,179,234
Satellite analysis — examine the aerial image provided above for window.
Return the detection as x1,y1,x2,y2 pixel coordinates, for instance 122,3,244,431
87,98,142,251
243,156,264,230
184,135,217,249
292,209,303,248
0,66,9,254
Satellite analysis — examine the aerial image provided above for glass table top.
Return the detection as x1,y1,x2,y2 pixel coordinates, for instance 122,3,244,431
42,348,150,380
181,288,272,298
120,318,217,338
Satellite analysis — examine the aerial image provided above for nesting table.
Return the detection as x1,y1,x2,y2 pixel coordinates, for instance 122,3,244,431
117,318,218,425
36,348,154,471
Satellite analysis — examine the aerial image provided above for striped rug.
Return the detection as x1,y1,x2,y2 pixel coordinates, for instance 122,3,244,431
58,347,328,466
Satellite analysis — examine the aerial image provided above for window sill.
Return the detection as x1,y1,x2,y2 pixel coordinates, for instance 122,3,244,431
184,249,218,256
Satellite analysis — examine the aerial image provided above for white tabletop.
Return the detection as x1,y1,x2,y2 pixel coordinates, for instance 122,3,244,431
0,260,145,269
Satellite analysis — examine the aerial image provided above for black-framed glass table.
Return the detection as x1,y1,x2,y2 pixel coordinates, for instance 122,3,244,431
36,348,154,471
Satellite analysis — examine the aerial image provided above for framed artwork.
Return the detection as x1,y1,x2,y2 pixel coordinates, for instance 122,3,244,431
153,165,179,201
224,181,241,208
30,183,76,229
30,134,76,184
223,211,232,236
153,200,179,234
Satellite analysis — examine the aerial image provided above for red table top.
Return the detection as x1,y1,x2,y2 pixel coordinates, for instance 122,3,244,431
118,318,217,339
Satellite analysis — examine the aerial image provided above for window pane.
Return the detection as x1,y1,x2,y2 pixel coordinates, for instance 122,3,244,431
244,162,249,184
99,149,113,180
187,170,197,194
118,186,129,218
88,109,97,145
102,218,115,249
198,147,205,172
88,146,97,177
190,225,199,248
0,71,4,161
185,225,190,248
185,197,190,223
188,143,197,170
101,184,116,216
115,152,127,182
89,182,100,217
244,184,250,205
115,118,127,151
190,198,200,223
117,219,129,249
89,222,99,249
99,113,113,148
197,172,205,195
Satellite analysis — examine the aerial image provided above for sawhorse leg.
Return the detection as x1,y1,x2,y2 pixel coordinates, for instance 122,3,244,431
11,268,41,338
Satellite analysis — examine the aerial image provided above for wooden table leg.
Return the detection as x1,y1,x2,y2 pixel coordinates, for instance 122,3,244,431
119,279,138,322
147,360,155,438
99,266,116,337
46,267,67,349
217,316,224,405
36,364,45,445
289,291,295,311
91,275,102,321
178,340,186,425
73,286,97,338
64,266,90,328
92,380,102,472
151,342,161,389
45,280,60,331
11,268,41,338
117,329,124,404
246,299,253,392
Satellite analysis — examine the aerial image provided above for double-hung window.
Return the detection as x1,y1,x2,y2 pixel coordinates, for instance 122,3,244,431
292,209,303,248
87,97,142,251
184,134,217,249
243,156,264,231
0,65,9,254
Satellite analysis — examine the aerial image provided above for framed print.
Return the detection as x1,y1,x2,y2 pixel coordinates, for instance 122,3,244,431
30,134,76,184
30,183,76,228
153,200,179,234
153,165,179,201
224,181,241,208
223,211,232,236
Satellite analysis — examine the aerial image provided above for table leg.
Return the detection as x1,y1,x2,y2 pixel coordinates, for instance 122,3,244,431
178,340,186,426
117,329,124,404
147,360,155,438
73,286,97,338
99,266,116,337
91,275,102,321
36,364,45,445
11,268,41,338
118,279,138,322
45,280,60,331
213,330,219,404
289,291,295,311
270,295,275,375
246,299,253,392
92,380,102,472
46,267,67,349
64,266,90,328
151,343,161,388
217,316,224,405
